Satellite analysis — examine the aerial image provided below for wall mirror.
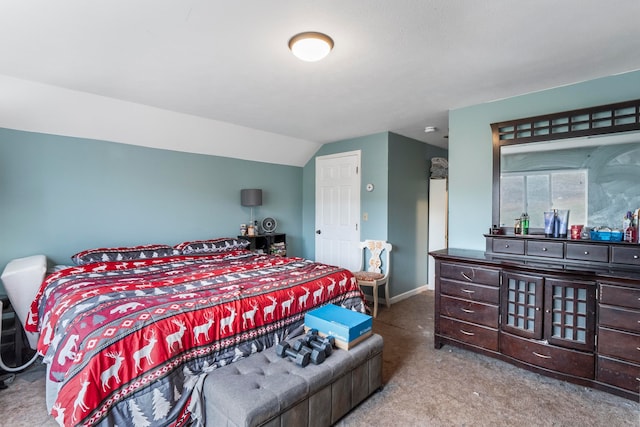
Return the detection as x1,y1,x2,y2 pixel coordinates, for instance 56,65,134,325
492,99,640,233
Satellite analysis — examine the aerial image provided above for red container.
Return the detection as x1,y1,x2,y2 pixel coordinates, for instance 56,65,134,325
570,225,583,240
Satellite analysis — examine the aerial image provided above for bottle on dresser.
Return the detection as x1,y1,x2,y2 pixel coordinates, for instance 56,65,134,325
623,211,634,242
624,209,639,243
520,213,529,235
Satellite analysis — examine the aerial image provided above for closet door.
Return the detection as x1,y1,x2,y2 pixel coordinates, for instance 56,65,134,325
428,178,447,289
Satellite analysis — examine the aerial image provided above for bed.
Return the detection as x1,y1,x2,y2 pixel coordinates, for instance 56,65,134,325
13,238,365,427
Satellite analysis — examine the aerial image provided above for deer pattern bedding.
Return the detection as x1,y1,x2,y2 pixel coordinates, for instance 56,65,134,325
26,250,365,427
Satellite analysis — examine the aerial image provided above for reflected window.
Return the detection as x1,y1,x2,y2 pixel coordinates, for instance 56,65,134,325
501,169,587,228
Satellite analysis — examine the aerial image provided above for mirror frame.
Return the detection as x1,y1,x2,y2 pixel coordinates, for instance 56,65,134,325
491,99,640,231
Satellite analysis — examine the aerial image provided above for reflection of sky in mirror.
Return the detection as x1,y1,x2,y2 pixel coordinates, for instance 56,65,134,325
500,133,640,229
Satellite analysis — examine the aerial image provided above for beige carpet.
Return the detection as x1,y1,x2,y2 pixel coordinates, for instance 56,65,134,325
1,291,638,426
339,292,639,426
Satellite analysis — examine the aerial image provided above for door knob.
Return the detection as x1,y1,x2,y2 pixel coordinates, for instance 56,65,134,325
316,230,322,234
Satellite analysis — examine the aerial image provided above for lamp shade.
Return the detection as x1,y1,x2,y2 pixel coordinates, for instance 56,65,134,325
241,189,263,207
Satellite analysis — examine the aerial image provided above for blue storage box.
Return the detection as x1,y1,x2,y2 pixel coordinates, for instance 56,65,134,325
304,304,373,350
590,230,611,241
610,230,623,241
590,229,623,241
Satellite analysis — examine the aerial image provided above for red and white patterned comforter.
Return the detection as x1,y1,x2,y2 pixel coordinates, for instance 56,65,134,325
26,250,364,427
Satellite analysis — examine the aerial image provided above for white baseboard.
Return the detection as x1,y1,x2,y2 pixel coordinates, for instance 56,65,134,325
390,285,430,304
362,284,431,305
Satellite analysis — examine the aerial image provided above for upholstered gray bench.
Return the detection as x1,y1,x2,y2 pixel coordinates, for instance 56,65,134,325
203,333,383,427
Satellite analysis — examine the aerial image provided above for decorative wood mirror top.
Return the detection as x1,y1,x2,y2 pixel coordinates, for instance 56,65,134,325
491,99,640,232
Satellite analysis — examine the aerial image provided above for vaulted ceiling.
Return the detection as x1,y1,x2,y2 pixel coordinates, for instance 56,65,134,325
1,1,639,154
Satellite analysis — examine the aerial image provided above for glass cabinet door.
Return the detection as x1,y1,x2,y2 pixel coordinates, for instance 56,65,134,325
501,272,544,340
501,272,596,351
544,278,595,352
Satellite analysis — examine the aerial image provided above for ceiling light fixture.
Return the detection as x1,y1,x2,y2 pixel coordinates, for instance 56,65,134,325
424,126,437,133
288,32,334,62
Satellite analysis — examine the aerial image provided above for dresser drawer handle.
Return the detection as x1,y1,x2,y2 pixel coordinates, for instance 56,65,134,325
584,251,589,255
461,272,472,282
532,351,552,359
461,308,475,313
542,247,547,251
462,289,475,294
459,329,475,336
634,255,639,259
505,244,510,248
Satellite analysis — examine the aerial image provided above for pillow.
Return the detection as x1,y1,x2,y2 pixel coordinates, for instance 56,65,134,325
71,244,179,265
174,238,250,255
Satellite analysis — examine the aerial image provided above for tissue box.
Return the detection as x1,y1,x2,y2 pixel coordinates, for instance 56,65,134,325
304,304,373,350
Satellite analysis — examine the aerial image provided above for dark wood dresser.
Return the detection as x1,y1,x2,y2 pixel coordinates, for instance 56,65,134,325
431,235,640,401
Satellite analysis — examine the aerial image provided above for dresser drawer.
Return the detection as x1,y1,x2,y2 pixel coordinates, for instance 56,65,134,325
439,262,500,286
597,327,640,363
597,356,640,394
611,246,640,266
599,284,640,310
492,238,525,255
526,240,564,258
441,295,498,328
440,278,499,304
501,332,594,379
439,317,499,352
566,243,609,262
598,305,640,333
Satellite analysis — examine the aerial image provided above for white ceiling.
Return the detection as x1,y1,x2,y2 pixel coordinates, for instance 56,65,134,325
1,0,640,152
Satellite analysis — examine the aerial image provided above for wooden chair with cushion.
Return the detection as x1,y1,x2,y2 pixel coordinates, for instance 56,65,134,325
352,240,392,317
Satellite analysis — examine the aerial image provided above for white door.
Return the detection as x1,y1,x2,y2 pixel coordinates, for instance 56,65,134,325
428,178,448,289
315,151,361,270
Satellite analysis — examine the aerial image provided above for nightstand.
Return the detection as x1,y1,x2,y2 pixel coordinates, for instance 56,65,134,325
239,233,287,256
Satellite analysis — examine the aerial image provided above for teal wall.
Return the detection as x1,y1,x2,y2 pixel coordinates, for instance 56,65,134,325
303,131,447,299
2,126,442,301
302,132,389,259
389,133,446,295
10,68,634,298
0,128,303,278
448,70,640,251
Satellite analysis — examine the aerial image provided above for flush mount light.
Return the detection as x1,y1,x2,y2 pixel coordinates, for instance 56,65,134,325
288,32,334,62
424,126,437,133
